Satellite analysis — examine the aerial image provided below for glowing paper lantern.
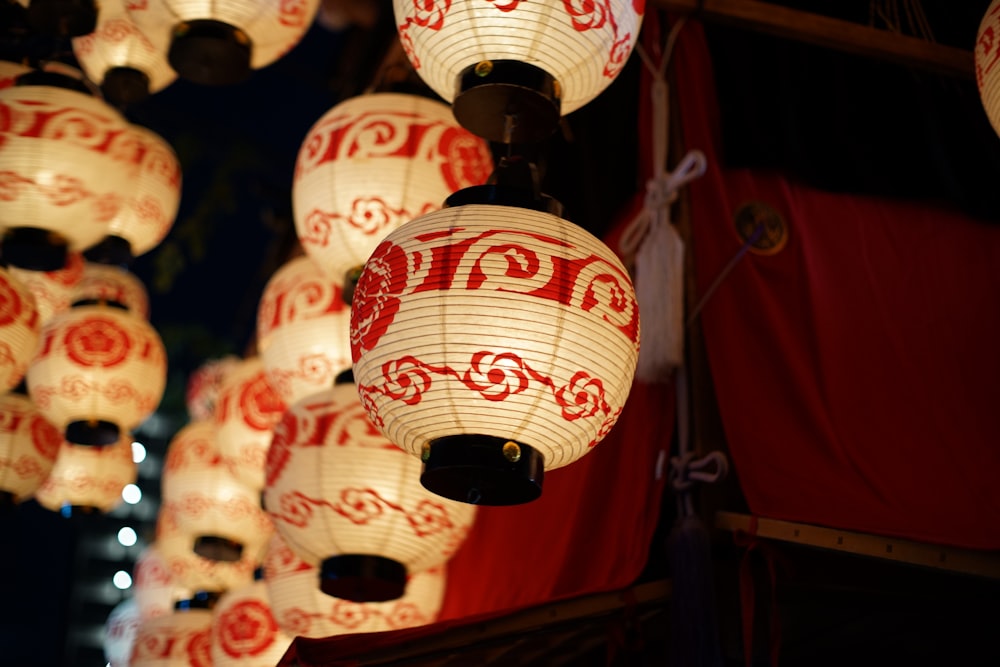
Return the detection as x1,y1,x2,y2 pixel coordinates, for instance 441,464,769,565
264,533,446,638
350,202,639,505
134,543,194,619
104,597,142,667
160,418,273,566
211,580,292,667
126,0,322,85
185,355,240,421
214,356,286,491
264,383,477,602
34,434,138,513
0,391,61,505
71,0,178,106
256,255,352,405
151,530,257,595
26,303,167,446
72,263,150,319
0,80,141,270
8,252,85,326
292,92,492,286
131,607,214,667
393,0,645,141
0,267,41,392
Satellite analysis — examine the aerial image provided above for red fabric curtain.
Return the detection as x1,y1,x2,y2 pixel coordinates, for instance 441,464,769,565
676,21,1000,549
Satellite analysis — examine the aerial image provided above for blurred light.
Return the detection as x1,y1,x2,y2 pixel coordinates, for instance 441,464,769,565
131,441,146,463
113,570,132,590
122,484,141,504
118,526,138,547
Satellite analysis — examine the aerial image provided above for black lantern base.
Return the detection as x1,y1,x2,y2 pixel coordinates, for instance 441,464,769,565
320,554,407,602
421,434,544,506
101,67,151,108
175,590,222,611
193,535,244,562
83,234,134,268
26,0,97,37
1,227,68,272
65,420,120,447
453,60,561,144
169,19,252,86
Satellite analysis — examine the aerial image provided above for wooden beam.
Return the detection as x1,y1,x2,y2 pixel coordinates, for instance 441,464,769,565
653,0,974,79
715,511,1000,579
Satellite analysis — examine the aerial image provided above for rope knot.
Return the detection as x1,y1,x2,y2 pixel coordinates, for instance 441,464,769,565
644,175,679,212
669,450,729,493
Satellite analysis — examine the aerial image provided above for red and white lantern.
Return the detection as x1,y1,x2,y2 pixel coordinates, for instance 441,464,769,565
134,543,194,620
8,252,85,326
72,262,150,319
0,391,61,504
104,597,143,667
131,607,214,667
292,92,492,285
264,383,477,602
151,530,258,595
256,255,352,406
26,303,167,446
211,581,292,667
33,434,137,513
0,267,41,393
214,356,286,491
161,418,274,566
350,204,639,505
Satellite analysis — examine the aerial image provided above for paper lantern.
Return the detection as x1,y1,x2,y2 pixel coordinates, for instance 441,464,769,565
71,0,178,106
264,383,477,602
214,356,286,491
160,418,273,566
256,255,352,405
126,0,322,85
0,267,41,392
33,434,137,513
26,303,167,446
292,92,493,288
393,0,644,141
104,597,142,667
131,607,214,667
0,78,142,270
264,533,446,638
8,252,85,326
0,390,61,505
185,355,240,421
211,580,292,667
134,543,194,619
350,201,639,505
151,530,257,595
72,263,150,319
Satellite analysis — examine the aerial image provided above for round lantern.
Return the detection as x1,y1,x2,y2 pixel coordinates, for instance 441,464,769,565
393,0,644,142
104,597,142,667
977,1,1000,138
264,532,446,637
0,390,61,506
211,580,292,667
72,262,150,319
161,418,274,565
256,255,352,405
0,75,142,270
134,543,194,619
186,355,240,421
71,0,178,106
152,529,258,595
131,606,214,667
126,0,322,86
350,195,639,505
264,382,477,602
214,356,286,491
26,302,167,446
34,434,138,513
0,267,41,393
292,92,493,290
8,252,85,326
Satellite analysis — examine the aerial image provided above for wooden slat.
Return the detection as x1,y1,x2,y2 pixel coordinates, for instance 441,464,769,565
653,0,974,79
715,511,1000,579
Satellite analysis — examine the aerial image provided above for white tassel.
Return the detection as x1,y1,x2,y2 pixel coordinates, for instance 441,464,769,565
635,213,686,382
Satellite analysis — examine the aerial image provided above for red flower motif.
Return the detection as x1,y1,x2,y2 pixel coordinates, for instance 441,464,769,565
589,406,622,447
604,32,634,78
407,499,454,537
555,371,608,421
410,0,452,30
63,316,132,367
350,240,409,361
218,599,279,658
487,0,522,11
329,599,371,629
438,127,494,193
186,627,213,667
301,209,334,248
0,276,24,326
337,487,386,524
462,351,529,401
348,196,400,234
380,356,433,405
280,607,313,636
30,415,61,461
563,0,608,31
386,601,428,629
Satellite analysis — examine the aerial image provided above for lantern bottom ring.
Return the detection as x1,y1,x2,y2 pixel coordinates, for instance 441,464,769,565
453,60,561,145
169,19,252,86
420,434,544,506
1,226,69,272
83,234,134,268
193,535,244,562
65,419,120,447
175,590,222,611
320,554,407,603
100,67,151,108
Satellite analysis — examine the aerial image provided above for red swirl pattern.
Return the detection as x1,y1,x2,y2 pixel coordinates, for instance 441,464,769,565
187,628,213,667
217,599,280,658
61,315,131,367
30,415,61,460
258,269,346,340
0,276,24,326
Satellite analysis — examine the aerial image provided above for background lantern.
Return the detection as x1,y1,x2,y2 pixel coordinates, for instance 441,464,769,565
151,531,258,596
160,418,273,566
263,532,446,638
0,390,61,506
33,433,138,513
350,202,640,505
0,76,142,270
26,302,167,446
0,267,41,393
292,91,493,290
264,383,477,602
185,355,240,422
104,597,142,667
72,262,151,320
211,580,292,667
134,543,195,620
256,254,352,406
8,252,85,326
131,606,214,667
126,0,323,86
392,0,644,142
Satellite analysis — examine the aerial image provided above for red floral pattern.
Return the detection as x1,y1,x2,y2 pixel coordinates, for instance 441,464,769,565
350,239,410,361
217,599,280,658
62,315,131,367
